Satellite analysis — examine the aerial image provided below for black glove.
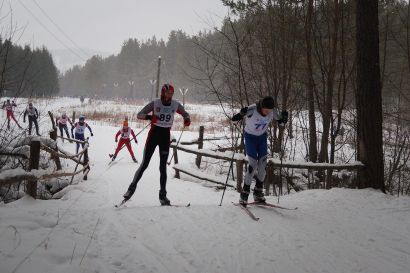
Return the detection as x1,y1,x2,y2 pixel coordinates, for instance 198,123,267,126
146,115,152,120
240,107,248,115
91,133,94,136
115,139,118,143
231,107,248,121
184,118,191,127
279,110,288,125
135,139,138,144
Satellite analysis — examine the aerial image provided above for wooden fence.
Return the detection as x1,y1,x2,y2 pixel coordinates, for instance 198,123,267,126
0,111,90,199
171,126,364,193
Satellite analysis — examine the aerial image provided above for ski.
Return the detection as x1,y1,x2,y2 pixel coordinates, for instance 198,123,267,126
232,202,260,221
107,156,124,168
161,203,191,208
247,201,298,210
115,201,190,208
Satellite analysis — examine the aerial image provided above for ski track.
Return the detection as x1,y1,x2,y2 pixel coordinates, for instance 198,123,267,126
1,124,410,273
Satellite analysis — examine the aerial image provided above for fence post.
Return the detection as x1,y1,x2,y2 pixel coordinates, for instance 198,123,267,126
195,125,204,168
236,160,243,192
173,147,180,179
83,141,90,180
48,111,62,170
27,140,40,199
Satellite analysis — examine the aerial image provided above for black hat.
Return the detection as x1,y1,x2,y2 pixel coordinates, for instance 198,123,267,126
261,96,274,109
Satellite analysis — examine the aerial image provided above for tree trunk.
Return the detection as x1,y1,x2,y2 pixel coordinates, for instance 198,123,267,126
305,0,318,163
356,0,385,192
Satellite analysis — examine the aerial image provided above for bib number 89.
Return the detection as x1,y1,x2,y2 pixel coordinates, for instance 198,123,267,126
159,114,171,122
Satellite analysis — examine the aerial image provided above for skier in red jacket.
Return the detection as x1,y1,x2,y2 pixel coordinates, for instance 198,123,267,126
110,120,138,162
2,99,22,129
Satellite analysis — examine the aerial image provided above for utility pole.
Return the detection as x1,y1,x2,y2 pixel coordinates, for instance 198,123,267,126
155,56,161,98
150,80,157,101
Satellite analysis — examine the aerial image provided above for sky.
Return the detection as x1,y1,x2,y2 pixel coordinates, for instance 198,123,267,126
3,0,229,65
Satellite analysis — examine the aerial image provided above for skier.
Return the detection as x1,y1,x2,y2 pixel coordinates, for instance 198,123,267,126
71,115,93,153
56,112,74,141
111,120,138,162
122,83,190,205
231,96,288,207
23,102,40,136
2,99,22,129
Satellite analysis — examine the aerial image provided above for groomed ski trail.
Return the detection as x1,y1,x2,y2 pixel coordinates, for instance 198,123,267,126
1,124,410,273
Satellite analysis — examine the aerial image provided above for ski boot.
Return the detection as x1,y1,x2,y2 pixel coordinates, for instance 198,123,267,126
110,154,116,161
159,190,171,206
132,156,137,163
253,187,266,203
123,189,133,201
239,184,250,207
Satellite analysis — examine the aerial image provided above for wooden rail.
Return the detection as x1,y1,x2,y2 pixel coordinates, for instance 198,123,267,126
170,126,364,192
0,111,92,199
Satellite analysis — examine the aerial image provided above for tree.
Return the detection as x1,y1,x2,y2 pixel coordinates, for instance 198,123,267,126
356,0,385,191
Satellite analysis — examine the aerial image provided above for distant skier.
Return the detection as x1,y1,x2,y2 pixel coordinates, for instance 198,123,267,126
71,115,93,153
231,96,288,207
23,102,40,136
110,120,138,162
80,95,84,104
122,83,190,205
56,112,74,141
2,99,22,129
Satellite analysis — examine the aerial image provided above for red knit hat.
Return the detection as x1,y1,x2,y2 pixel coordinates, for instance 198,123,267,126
161,84,174,94
161,83,174,104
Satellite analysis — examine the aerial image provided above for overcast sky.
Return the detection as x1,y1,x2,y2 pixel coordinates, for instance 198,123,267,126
5,0,228,57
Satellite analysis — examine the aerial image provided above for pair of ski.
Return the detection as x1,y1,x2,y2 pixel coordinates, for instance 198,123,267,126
115,199,191,208
232,201,298,221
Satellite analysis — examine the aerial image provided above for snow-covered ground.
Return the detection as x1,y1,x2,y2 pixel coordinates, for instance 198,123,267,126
1,121,410,273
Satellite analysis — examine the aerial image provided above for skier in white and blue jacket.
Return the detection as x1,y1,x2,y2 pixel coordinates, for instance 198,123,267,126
71,115,93,153
231,96,288,207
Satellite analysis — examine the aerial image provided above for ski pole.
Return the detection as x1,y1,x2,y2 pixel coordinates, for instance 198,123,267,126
167,126,186,165
278,122,287,204
219,120,242,206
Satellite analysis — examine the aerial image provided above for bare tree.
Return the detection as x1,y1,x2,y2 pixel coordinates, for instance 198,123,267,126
356,0,385,191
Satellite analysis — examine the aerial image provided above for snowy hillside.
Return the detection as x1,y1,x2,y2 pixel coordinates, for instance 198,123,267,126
1,122,410,273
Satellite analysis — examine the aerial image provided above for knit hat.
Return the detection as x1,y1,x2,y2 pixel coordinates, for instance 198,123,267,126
123,120,128,127
161,83,174,104
161,83,174,94
261,96,274,109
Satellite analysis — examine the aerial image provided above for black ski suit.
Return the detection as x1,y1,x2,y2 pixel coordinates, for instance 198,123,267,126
125,98,190,199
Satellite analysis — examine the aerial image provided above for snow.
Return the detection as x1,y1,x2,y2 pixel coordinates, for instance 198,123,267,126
0,123,409,273
1,98,410,273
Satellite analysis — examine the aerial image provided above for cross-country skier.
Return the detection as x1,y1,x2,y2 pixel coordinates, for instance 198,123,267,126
23,102,40,136
231,96,288,207
71,115,93,153
122,83,190,205
56,112,74,141
111,120,138,162
2,99,22,129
